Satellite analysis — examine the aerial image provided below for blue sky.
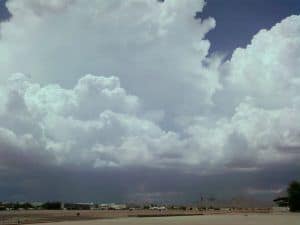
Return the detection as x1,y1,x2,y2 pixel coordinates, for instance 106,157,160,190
0,0,10,21
202,0,300,54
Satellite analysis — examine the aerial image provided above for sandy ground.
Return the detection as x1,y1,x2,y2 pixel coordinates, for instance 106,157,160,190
0,209,209,224
31,213,300,225
0,209,293,225
1,209,270,223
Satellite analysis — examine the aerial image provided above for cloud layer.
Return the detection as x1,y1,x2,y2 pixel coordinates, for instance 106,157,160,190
0,0,299,201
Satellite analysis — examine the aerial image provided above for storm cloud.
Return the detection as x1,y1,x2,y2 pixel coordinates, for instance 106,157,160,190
0,0,299,202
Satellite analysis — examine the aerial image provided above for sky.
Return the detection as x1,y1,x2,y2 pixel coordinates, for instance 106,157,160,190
0,0,300,203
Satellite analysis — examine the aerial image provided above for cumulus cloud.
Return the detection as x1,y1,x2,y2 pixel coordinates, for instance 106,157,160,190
0,0,300,200
222,15,300,109
220,15,300,166
0,73,190,170
0,0,219,121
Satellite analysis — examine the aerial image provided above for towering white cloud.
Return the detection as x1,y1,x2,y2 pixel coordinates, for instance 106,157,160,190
0,0,299,180
216,14,300,169
224,15,300,109
0,0,219,121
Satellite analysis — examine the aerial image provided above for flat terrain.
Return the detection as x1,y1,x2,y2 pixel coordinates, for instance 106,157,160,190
31,213,300,225
0,209,271,224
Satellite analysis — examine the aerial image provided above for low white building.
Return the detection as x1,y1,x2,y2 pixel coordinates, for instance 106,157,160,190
99,203,126,210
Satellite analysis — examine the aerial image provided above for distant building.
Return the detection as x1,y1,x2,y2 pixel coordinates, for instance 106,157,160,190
31,202,43,209
273,197,289,207
272,196,289,212
109,203,127,210
98,203,126,210
149,206,167,211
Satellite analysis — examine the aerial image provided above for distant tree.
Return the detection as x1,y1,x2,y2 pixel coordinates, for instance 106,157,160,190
143,205,150,210
287,181,300,212
0,202,5,211
13,202,21,210
179,206,187,210
42,202,62,210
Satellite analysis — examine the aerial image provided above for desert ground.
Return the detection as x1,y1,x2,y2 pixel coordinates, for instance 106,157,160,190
28,213,300,225
1,209,299,225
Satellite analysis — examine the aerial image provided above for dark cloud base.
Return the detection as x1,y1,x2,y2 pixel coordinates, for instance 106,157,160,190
1,162,299,203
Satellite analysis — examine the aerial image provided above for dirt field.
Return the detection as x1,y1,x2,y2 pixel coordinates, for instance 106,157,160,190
32,213,300,225
0,209,271,224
